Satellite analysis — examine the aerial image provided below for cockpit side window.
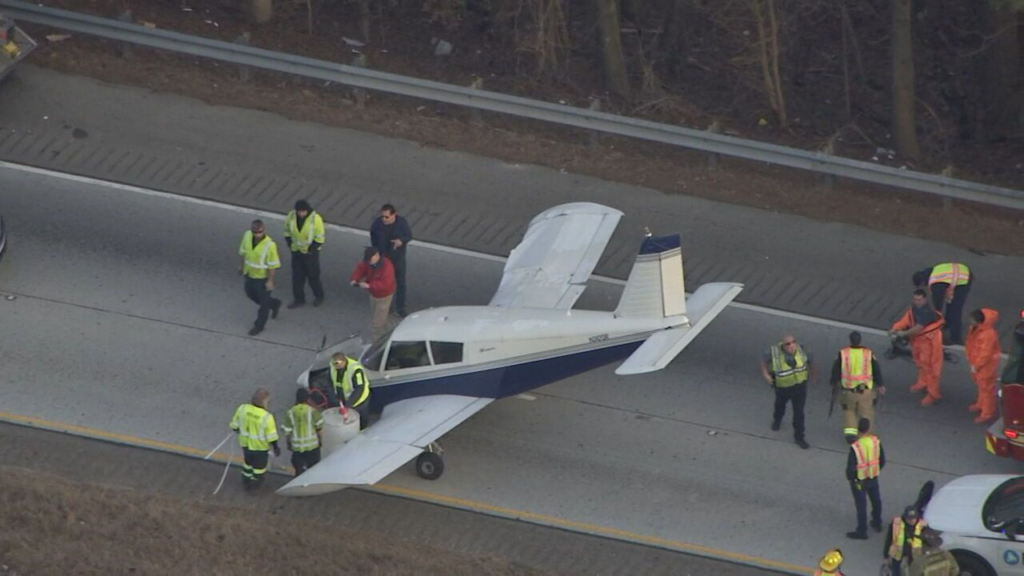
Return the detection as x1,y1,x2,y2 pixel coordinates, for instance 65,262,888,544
386,341,431,370
430,342,464,365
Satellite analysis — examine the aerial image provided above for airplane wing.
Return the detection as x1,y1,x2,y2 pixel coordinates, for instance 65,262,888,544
489,202,623,310
277,395,493,496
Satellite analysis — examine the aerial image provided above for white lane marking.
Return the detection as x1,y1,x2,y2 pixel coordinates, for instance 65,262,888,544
0,160,944,340
516,393,537,401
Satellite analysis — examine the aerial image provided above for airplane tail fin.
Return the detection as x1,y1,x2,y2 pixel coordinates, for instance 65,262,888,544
614,234,687,319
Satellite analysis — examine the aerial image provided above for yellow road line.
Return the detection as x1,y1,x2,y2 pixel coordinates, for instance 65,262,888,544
0,411,812,574
0,411,243,464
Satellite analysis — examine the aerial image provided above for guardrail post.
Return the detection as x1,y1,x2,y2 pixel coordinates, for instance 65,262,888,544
468,77,484,125
941,165,955,211
234,33,251,81
351,54,368,110
820,139,837,189
705,121,721,169
117,11,133,59
588,99,601,148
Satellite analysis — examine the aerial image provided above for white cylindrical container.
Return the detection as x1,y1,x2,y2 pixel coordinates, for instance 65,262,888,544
320,408,360,457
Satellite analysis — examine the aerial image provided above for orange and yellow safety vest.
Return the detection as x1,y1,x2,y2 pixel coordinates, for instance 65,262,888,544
852,435,881,480
840,347,874,390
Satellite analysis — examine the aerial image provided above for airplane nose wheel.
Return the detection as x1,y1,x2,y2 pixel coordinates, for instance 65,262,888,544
415,442,445,480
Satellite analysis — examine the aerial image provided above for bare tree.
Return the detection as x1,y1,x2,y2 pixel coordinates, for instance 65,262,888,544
249,0,273,23
659,0,692,70
980,0,1022,140
890,0,920,159
752,0,786,127
595,0,630,97
358,0,372,42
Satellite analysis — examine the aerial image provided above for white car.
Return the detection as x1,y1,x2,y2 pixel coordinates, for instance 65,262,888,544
922,475,1024,576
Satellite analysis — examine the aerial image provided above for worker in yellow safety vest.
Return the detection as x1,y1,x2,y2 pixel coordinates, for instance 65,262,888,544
831,331,886,443
284,199,326,309
283,387,324,477
229,388,280,491
846,418,885,540
331,353,371,430
913,263,972,345
238,219,282,336
884,506,927,576
815,549,845,575
761,334,816,449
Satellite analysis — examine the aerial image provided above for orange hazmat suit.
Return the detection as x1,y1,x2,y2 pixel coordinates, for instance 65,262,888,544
892,308,945,404
966,308,1001,422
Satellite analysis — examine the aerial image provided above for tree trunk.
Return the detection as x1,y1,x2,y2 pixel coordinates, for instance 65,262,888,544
752,0,786,127
595,0,630,98
249,0,273,23
660,0,690,68
358,0,372,42
980,1,1021,140
890,0,921,160
620,0,642,25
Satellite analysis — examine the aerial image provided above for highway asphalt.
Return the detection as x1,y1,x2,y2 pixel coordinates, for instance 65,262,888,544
0,166,1018,575
1,66,1022,339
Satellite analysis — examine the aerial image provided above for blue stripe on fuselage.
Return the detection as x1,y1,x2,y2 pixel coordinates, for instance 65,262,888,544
370,340,644,412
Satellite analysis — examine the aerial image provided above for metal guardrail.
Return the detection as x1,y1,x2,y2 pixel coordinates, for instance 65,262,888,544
2,0,1022,210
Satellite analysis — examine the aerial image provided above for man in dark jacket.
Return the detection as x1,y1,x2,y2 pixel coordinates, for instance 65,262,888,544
370,203,413,317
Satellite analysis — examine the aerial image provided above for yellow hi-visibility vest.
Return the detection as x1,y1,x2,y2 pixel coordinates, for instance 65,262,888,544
928,263,970,286
889,517,926,561
229,403,279,451
238,231,281,280
331,359,371,407
771,344,809,388
852,435,881,480
284,210,326,254
841,347,874,390
283,403,323,452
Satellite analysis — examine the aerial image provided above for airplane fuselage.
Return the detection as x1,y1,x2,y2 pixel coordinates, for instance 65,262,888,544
310,305,687,412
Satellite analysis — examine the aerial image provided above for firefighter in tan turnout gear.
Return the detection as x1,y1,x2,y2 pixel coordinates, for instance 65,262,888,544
907,528,959,576
831,331,885,443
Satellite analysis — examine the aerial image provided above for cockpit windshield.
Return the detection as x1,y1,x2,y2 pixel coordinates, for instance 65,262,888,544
361,327,395,371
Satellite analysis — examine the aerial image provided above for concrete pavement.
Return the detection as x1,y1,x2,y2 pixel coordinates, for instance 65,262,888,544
0,66,1021,339
0,167,1019,575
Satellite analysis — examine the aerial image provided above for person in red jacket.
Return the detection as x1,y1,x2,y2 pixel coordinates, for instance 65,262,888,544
889,290,945,406
966,308,1002,424
351,247,396,342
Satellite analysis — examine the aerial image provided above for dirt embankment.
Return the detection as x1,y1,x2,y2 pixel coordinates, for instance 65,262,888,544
14,1,1024,256
0,467,546,576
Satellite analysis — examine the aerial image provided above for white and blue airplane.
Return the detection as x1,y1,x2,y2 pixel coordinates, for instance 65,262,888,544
279,203,742,496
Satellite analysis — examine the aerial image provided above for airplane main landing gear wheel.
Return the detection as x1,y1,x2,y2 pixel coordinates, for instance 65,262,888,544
415,443,445,480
